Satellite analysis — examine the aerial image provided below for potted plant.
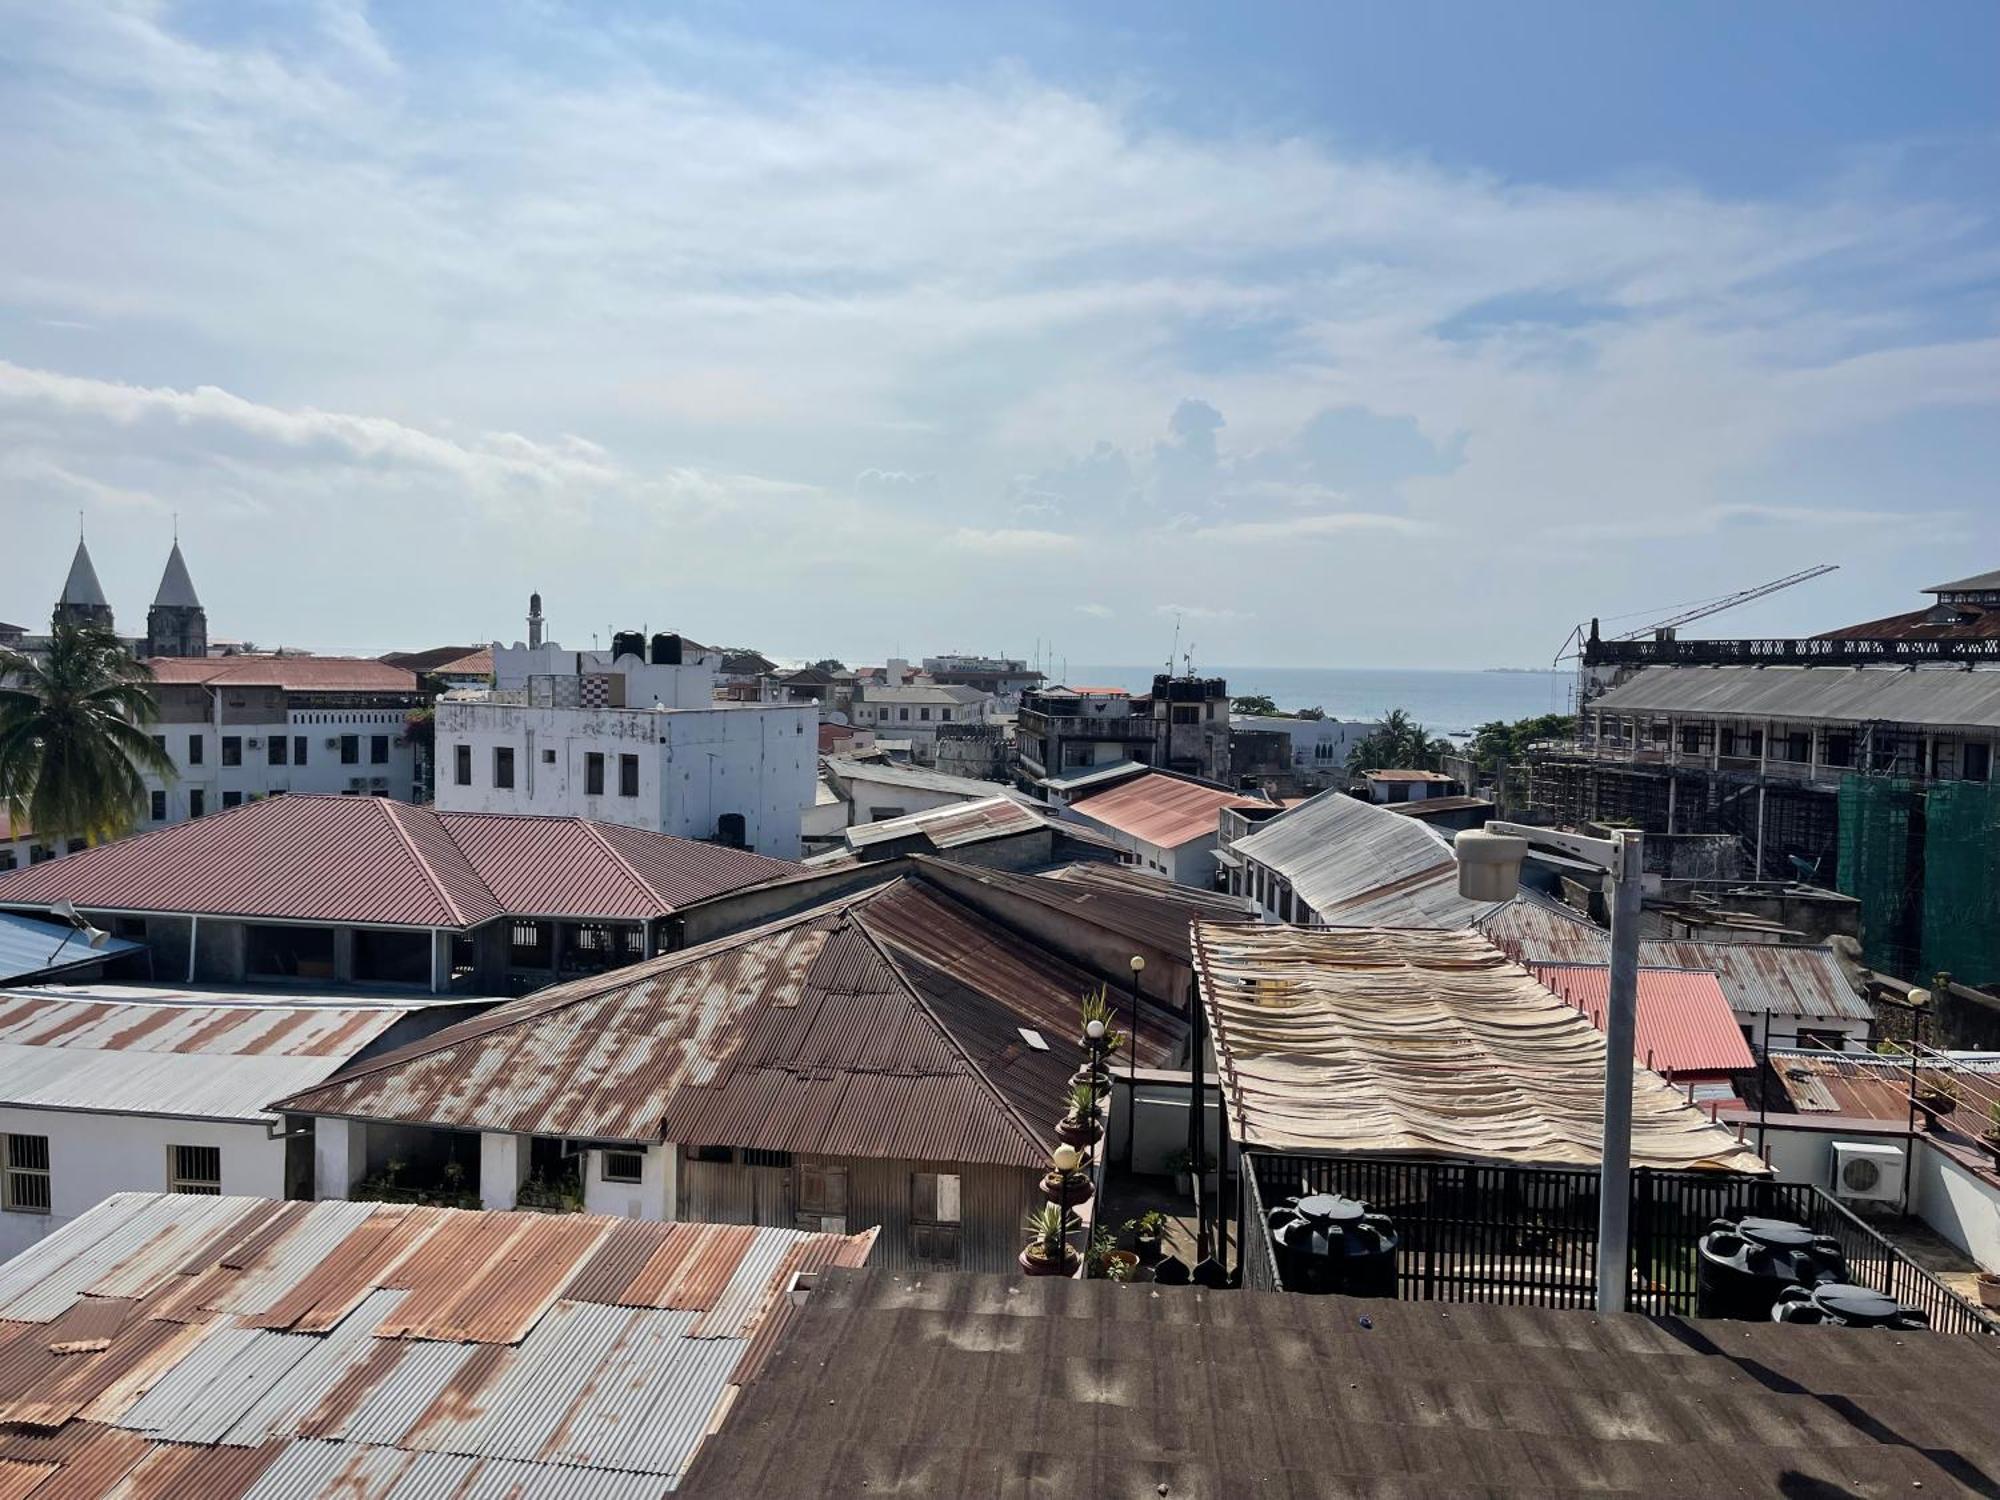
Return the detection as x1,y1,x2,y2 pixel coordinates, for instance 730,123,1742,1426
1019,1204,1080,1277
1055,1081,1103,1147
1915,1076,1961,1117
1040,1143,1094,1207
1977,1272,2000,1312
1985,1101,2000,1151
1165,1148,1195,1195
1085,1227,1139,1281
1125,1209,1168,1264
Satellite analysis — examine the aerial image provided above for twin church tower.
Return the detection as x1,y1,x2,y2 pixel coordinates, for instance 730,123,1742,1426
53,534,207,658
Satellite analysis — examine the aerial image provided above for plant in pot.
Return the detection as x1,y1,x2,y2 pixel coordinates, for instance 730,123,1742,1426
1985,1100,2000,1151
1915,1076,1961,1118
1977,1271,2000,1312
1085,1226,1139,1282
1020,1204,1080,1277
1125,1209,1168,1264
1164,1148,1195,1195
1055,1081,1103,1148
1040,1143,1094,1207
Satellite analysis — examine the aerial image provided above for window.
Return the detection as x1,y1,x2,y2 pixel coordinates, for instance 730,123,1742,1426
269,735,289,766
340,734,360,765
221,735,242,766
152,733,166,759
939,708,952,723
293,734,309,765
910,1171,962,1263
494,747,515,789
743,1148,792,1169
3,1134,49,1214
918,707,931,722
1823,732,1852,768
796,1162,848,1230
222,791,242,809
247,924,335,979
717,812,747,847
898,707,910,722
1785,732,1809,764
1795,1028,1847,1053
150,790,167,821
602,1150,645,1184
188,789,205,819
168,1144,222,1195
688,1145,735,1164
188,734,204,765
585,752,605,795
541,748,556,764
619,754,639,797
1680,727,1703,754
370,734,389,765
508,920,551,969
454,743,472,786
1965,743,1992,783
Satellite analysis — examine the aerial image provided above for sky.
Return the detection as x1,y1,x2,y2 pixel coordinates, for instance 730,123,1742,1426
1,1,1996,668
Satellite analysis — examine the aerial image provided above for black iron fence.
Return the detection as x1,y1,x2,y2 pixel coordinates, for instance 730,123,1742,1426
1245,1152,1996,1336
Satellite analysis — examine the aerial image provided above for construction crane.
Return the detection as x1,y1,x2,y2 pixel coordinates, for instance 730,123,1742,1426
1553,564,1839,664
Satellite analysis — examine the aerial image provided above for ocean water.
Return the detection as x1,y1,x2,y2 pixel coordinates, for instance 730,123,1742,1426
1058,666,1573,739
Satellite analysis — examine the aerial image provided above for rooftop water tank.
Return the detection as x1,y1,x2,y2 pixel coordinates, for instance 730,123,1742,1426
1696,1216,1846,1321
1771,1282,1930,1330
611,630,645,662
1268,1193,1398,1297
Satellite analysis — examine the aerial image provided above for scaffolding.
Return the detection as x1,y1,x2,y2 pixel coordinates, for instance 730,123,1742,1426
1836,775,1922,978
1922,780,2000,990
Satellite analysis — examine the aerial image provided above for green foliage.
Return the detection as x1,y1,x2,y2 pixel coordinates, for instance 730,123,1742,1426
1468,712,1575,772
401,704,435,752
1230,694,1280,717
1345,707,1452,775
1023,1203,1080,1254
1124,1209,1168,1237
1294,705,1326,720
0,619,175,846
515,1173,584,1214
1067,1080,1099,1119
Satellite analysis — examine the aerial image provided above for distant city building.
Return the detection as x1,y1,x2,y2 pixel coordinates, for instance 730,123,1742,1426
1230,713,1381,780
849,682,995,764
435,618,816,858
1357,768,1462,804
1016,674,1231,792
142,539,207,658
921,653,1044,704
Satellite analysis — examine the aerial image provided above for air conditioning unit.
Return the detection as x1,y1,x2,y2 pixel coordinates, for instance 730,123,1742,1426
1830,1142,1905,1203
325,738,339,749
246,738,261,748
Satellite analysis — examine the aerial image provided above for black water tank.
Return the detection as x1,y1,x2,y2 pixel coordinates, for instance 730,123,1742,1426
1695,1216,1846,1321
611,631,645,661
1268,1193,1398,1296
650,632,682,665
1771,1282,1930,1330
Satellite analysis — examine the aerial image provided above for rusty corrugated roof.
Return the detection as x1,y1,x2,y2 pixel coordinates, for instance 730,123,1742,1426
0,1193,872,1496
0,795,794,928
1066,773,1263,850
145,656,419,693
1527,962,1756,1077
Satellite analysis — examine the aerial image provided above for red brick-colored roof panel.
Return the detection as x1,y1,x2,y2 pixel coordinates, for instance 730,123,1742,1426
1528,963,1756,1078
1067,773,1264,849
145,656,419,692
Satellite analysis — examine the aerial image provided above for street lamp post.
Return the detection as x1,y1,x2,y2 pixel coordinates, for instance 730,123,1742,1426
1126,955,1146,1169
1456,820,1644,1314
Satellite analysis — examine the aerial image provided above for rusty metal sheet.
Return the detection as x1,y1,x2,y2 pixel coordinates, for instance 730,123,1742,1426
246,1205,445,1334
97,1437,283,1500
5,1425,148,1500
559,1220,666,1306
662,1225,757,1313
0,1462,55,1500
615,1223,710,1309
377,1214,610,1345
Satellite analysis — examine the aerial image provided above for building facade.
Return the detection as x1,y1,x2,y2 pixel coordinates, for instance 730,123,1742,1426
849,683,994,763
1016,675,1231,794
920,653,1045,705
436,633,816,859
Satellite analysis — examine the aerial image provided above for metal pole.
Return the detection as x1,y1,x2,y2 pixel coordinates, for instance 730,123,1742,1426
1596,831,1643,1314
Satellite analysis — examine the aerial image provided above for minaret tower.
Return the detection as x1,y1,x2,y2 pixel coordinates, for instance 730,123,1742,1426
528,591,545,649
145,532,208,658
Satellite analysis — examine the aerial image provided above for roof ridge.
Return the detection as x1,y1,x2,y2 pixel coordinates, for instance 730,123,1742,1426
379,800,474,929
570,817,670,914
850,904,1053,1164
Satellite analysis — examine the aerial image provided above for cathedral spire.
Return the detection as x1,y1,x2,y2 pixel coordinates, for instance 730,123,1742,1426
53,534,114,631
145,537,207,658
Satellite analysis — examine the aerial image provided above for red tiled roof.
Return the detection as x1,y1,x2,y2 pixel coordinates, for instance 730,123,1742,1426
274,878,1095,1167
1529,962,1755,1078
146,655,420,692
0,795,794,928
1068,773,1263,849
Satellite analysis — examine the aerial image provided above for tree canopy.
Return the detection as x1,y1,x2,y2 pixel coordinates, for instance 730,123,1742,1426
1468,712,1576,771
0,620,176,845
1230,694,1280,717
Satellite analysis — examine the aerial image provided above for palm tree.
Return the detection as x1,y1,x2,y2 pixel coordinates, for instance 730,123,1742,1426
0,620,176,847
1346,707,1451,774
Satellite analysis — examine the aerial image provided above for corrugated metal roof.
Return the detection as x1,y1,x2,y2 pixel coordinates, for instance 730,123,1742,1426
1232,788,1498,926
821,756,1007,799
0,996,407,1122
1066,773,1263,850
1588,663,2000,730
146,656,419,693
0,1194,867,1496
274,880,1083,1169
0,914,143,986
0,796,793,928
1527,963,1757,1077
1193,922,1766,1172
1480,903,1873,1022
930,857,1252,964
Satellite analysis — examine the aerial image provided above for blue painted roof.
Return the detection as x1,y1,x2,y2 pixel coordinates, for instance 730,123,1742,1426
0,910,142,984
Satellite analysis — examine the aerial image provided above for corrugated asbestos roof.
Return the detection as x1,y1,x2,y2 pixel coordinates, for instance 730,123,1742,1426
1526,963,1756,1077
0,913,143,985
678,1267,2000,1500
275,877,1120,1168
1481,901,1873,1022
1231,788,1498,925
0,995,409,1122
803,794,1118,868
1065,773,1263,850
1588,663,2000,730
0,795,793,928
145,656,420,693
0,1193,872,1497
1193,922,1765,1171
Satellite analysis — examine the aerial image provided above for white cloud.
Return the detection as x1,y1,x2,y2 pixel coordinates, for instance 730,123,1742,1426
1074,602,1114,618
1156,603,1251,622
1189,512,1435,543
947,527,1083,555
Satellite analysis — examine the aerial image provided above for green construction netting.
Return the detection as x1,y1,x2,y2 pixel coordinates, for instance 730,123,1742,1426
1922,780,2000,990
1836,775,1920,977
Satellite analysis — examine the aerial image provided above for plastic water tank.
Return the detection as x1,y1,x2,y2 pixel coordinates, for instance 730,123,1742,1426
1268,1193,1398,1297
1695,1216,1846,1321
1771,1282,1930,1330
611,631,646,662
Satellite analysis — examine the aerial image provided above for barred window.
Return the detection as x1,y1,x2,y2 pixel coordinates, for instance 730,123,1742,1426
168,1144,222,1195
3,1135,50,1214
743,1148,792,1169
601,1151,644,1184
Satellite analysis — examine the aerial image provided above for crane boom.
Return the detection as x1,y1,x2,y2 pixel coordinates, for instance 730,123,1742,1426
1610,564,1838,641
